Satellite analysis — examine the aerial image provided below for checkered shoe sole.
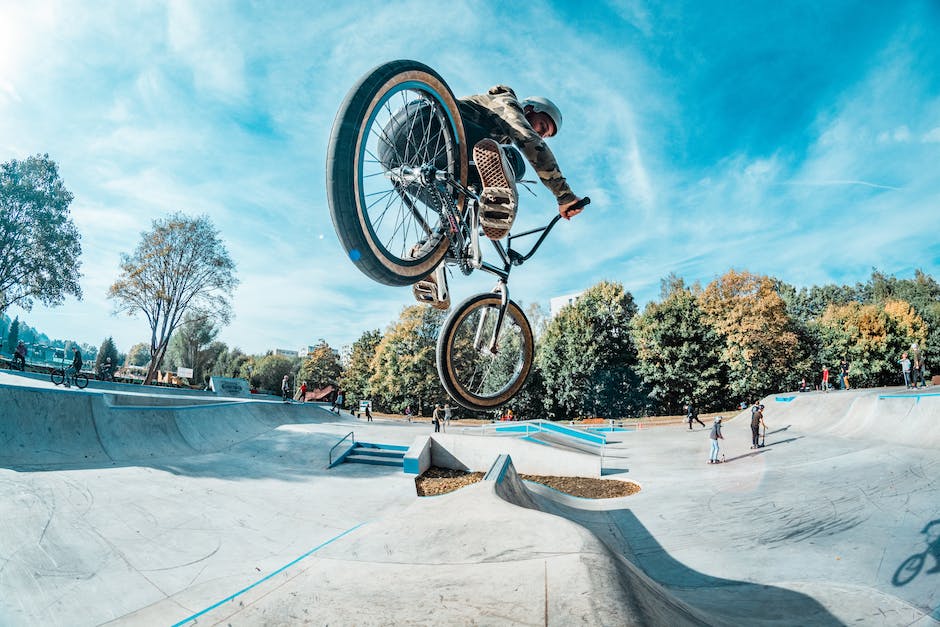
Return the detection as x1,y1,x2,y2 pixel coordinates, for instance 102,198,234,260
473,139,517,240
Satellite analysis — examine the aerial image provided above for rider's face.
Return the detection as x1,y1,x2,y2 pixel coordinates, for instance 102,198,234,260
525,110,556,138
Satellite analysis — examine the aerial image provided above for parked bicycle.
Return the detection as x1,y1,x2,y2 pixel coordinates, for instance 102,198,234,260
327,60,589,410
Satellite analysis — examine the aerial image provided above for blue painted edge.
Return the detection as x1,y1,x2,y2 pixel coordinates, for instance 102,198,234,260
774,396,796,402
357,442,410,451
539,421,606,445
171,521,367,626
483,454,511,482
403,457,420,474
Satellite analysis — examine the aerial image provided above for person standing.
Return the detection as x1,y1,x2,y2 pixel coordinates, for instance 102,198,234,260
686,402,705,430
899,353,912,388
708,416,724,464
298,381,308,403
432,404,442,432
751,404,767,449
821,366,830,392
365,403,373,422
281,375,291,403
839,359,850,390
442,404,452,432
911,343,927,388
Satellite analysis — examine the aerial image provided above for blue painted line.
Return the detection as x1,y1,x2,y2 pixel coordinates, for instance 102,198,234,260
171,521,367,626
879,392,940,399
774,396,796,402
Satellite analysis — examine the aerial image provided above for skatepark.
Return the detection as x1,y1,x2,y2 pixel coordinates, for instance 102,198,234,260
1,370,938,626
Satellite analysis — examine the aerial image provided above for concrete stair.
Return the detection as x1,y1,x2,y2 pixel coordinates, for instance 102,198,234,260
342,442,408,468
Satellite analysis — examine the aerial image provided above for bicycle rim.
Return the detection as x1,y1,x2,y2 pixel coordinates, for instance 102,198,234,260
357,83,461,268
50,370,64,385
438,294,533,410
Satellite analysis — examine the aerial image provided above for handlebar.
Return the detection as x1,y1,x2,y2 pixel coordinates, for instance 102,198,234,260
507,196,592,265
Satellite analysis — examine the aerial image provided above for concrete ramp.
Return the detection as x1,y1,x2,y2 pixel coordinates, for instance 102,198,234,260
758,388,940,449
0,384,330,469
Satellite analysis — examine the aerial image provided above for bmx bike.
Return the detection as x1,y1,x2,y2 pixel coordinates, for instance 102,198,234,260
51,366,89,389
327,59,588,411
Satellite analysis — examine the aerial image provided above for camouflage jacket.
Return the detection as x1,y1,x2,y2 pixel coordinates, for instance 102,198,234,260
458,85,576,205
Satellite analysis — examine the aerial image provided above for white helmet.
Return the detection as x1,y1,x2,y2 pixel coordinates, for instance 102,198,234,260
714,416,723,423
521,96,562,134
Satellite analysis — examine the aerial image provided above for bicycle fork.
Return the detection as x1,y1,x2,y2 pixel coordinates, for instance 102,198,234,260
473,281,510,355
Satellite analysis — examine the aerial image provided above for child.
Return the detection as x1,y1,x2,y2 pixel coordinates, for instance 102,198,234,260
708,416,724,464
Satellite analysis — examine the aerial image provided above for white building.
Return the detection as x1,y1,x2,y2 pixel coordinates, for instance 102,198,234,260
549,290,585,318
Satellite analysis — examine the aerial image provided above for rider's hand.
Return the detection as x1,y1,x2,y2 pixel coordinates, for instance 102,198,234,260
559,197,585,220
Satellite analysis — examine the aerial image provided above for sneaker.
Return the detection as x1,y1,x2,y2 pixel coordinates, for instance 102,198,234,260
473,139,517,240
412,264,449,310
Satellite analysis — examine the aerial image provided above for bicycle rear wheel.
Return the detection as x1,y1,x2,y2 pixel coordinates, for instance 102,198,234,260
50,369,64,385
327,59,468,286
75,373,89,389
437,293,534,411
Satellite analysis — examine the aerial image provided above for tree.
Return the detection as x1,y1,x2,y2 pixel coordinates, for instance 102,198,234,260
369,305,446,414
212,346,251,379
108,213,237,385
165,312,220,384
631,277,728,414
298,340,342,388
537,281,646,419
250,353,296,394
6,316,20,355
0,155,82,317
95,337,120,374
339,329,382,406
699,270,803,400
126,342,151,367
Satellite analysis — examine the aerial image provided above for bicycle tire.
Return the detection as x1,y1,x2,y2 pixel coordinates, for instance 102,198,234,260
327,59,467,286
437,293,534,411
892,553,924,586
50,369,65,386
75,373,89,389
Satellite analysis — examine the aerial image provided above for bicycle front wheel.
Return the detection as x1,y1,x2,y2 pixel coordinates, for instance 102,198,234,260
50,369,64,386
437,293,534,411
327,59,468,286
75,373,89,389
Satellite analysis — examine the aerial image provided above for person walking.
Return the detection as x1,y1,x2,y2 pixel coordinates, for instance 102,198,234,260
365,403,373,422
751,404,767,449
708,416,724,464
281,375,291,403
686,402,705,430
899,352,912,389
432,404,442,432
298,381,308,403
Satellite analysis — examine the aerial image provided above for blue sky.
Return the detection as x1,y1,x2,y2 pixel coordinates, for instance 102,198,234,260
1,0,938,356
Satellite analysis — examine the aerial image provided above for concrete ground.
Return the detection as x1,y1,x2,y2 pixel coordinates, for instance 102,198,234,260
0,371,938,625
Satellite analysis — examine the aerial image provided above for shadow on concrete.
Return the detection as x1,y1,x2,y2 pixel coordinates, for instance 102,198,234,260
892,518,940,587
535,498,845,625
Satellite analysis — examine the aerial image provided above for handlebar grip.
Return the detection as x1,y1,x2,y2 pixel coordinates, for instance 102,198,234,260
572,196,591,211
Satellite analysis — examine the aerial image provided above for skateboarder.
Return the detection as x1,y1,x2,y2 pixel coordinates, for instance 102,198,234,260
708,416,724,464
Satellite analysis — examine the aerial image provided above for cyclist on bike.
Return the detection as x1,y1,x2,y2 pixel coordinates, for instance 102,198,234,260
12,340,27,369
65,346,83,387
412,86,585,309
99,357,114,381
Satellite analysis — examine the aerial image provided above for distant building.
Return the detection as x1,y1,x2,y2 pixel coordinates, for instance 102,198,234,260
273,348,299,358
549,290,585,318
298,345,317,358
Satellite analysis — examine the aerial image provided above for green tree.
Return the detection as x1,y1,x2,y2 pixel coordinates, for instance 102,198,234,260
699,270,803,400
0,155,82,317
631,277,728,414
6,316,20,355
212,346,251,379
108,213,237,385
126,342,151,367
298,340,342,388
369,305,446,414
339,329,382,404
95,337,120,374
537,281,645,419
250,353,296,394
165,312,220,384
